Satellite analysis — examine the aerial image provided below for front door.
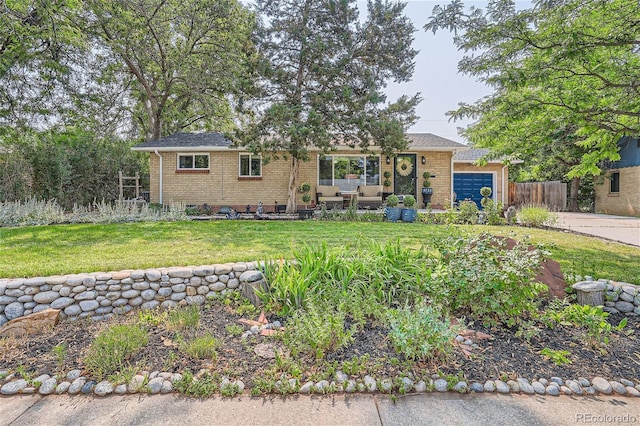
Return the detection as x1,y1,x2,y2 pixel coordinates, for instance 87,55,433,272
394,154,416,199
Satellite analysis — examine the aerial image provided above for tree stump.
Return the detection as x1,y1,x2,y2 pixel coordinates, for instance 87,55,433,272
572,281,606,306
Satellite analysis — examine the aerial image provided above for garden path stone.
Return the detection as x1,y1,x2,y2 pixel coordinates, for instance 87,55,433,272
495,380,510,394
483,381,496,392
469,382,483,393
545,385,560,396
565,380,583,395
506,380,519,393
550,377,563,386
364,376,377,392
453,381,468,393
161,380,173,394
414,381,427,393
592,377,613,394
34,291,59,304
517,378,535,394
67,370,82,380
1,379,27,395
314,380,330,393
584,386,597,395
299,382,313,394
532,381,546,394
345,380,357,393
147,377,164,394
5,302,25,320
56,382,70,394
619,378,634,387
400,377,414,393
94,381,114,396
38,378,57,395
610,381,626,395
560,386,572,395
626,387,640,397
379,379,393,392
114,384,127,395
434,379,448,392
578,377,591,387
537,378,548,386
68,378,86,395
334,371,348,384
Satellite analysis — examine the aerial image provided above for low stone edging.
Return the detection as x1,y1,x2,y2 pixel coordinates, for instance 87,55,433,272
1,369,639,398
0,263,265,327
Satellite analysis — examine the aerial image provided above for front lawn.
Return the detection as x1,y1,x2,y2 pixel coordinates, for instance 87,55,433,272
1,221,638,282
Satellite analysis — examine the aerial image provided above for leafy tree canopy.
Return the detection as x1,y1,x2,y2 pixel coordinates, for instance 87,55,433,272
238,0,420,211
425,0,640,178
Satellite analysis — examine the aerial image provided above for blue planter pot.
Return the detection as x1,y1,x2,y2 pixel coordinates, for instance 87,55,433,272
384,207,402,222
401,208,417,223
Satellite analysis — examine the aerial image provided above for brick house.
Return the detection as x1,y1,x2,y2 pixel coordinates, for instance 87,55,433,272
131,132,512,212
595,136,640,216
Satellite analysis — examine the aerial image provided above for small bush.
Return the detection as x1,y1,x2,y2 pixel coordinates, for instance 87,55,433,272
282,301,356,359
165,305,200,331
428,234,548,327
179,334,219,360
457,200,479,224
386,304,460,361
84,324,148,380
517,206,558,227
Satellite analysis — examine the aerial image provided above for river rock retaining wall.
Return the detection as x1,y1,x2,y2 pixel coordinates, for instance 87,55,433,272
592,278,640,315
0,263,265,326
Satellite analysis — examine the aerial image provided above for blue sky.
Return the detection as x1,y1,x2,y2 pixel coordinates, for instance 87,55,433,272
384,1,491,142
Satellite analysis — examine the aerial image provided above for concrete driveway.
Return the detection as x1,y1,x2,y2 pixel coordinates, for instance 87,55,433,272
553,212,640,247
2,393,640,426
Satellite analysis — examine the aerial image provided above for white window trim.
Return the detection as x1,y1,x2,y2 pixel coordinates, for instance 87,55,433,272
239,153,262,177
317,154,381,186
176,153,210,170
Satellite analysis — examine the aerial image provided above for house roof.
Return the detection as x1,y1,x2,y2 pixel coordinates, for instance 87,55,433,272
407,133,467,150
453,148,523,164
131,132,231,151
131,131,469,152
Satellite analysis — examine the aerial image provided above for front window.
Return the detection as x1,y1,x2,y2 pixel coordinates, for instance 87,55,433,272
240,154,261,177
318,155,380,192
610,171,620,193
178,153,209,170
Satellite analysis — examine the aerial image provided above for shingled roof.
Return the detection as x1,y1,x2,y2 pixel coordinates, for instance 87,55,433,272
132,131,468,152
132,132,232,151
453,148,523,164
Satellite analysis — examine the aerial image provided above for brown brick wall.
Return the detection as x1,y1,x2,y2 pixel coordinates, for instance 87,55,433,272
594,166,640,216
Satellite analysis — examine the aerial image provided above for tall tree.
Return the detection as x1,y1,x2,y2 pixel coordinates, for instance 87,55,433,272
237,0,420,212
425,0,640,208
85,0,256,141
0,0,84,130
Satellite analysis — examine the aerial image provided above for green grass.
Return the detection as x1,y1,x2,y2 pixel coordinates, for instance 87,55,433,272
0,220,638,282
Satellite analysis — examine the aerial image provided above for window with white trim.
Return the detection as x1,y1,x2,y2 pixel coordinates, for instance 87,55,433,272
177,153,209,170
318,155,380,192
239,153,261,177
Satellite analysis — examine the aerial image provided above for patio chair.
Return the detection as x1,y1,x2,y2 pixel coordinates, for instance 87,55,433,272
357,185,383,209
316,185,343,209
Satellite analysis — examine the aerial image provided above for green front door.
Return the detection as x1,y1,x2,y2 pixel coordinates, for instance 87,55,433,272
394,154,416,198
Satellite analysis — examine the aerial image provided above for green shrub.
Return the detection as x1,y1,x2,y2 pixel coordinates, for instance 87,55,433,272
386,304,460,361
517,206,558,227
84,324,148,380
543,301,627,347
386,194,399,207
457,200,479,224
403,195,416,208
282,301,356,359
428,234,548,327
165,305,200,331
179,334,219,360
539,348,572,365
0,198,65,227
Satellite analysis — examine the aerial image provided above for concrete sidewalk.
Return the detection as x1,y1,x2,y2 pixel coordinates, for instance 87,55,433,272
552,212,640,247
2,393,640,426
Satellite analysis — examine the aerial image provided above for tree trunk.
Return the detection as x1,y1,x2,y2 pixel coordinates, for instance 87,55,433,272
286,157,300,213
568,176,580,212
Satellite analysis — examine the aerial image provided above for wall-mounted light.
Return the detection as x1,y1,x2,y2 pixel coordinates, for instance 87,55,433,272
386,156,390,165
421,156,426,165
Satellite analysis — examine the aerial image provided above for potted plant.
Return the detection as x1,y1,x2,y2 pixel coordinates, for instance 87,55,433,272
384,194,402,222
382,171,392,200
298,182,313,219
421,171,433,207
401,195,417,222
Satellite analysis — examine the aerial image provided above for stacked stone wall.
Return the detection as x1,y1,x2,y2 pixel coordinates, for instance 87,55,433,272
0,262,264,326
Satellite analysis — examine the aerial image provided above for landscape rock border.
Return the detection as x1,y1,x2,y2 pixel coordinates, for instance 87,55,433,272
1,266,639,398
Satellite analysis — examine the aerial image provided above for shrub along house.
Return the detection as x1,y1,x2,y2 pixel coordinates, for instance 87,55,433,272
594,136,640,216
131,132,512,212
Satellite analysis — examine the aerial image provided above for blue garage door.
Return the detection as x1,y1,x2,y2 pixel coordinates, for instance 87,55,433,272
453,173,494,209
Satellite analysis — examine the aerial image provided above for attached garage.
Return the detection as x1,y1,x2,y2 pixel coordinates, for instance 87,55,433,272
453,172,495,208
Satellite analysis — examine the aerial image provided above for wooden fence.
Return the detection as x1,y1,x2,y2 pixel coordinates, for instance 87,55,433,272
508,181,567,211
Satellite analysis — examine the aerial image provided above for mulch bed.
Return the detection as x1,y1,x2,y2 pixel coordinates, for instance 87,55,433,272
2,301,639,388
